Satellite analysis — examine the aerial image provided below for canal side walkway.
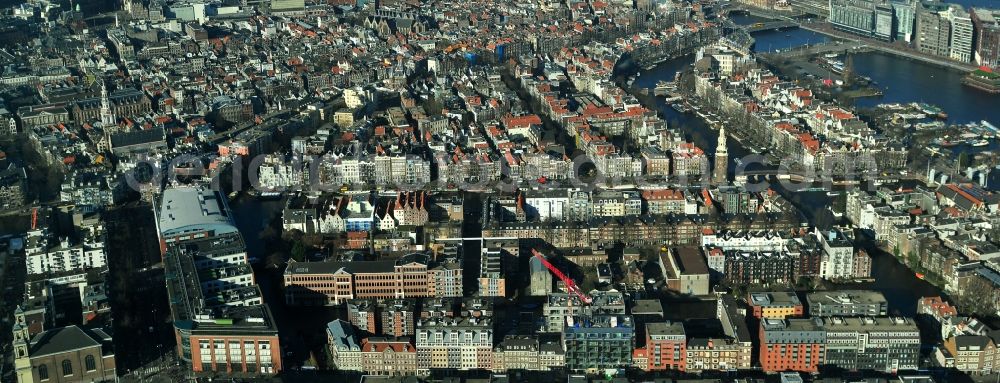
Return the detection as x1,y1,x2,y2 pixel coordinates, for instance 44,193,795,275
799,22,979,72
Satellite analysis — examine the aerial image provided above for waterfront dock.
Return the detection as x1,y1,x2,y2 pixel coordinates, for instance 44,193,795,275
798,22,978,72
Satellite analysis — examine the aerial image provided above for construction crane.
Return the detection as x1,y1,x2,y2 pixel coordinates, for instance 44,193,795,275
531,249,591,304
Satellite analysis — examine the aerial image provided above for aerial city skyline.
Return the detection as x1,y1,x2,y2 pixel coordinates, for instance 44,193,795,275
0,0,999,382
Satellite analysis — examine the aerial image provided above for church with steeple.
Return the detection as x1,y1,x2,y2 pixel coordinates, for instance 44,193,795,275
713,126,728,184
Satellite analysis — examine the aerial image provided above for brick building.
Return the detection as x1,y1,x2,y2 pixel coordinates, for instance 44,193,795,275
282,253,462,305
759,318,826,373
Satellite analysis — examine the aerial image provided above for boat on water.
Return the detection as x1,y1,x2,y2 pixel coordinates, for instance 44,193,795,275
259,191,284,198
670,103,689,113
826,191,840,197
972,139,990,147
984,120,999,133
653,80,674,96
915,102,948,119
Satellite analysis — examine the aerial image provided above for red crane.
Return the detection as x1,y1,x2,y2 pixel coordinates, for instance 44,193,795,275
531,249,591,304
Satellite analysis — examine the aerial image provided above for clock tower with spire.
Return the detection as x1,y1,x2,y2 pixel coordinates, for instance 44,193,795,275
714,126,728,184
99,80,116,127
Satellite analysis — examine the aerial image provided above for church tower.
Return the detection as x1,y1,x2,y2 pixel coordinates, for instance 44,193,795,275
13,306,33,383
99,80,116,127
713,126,728,185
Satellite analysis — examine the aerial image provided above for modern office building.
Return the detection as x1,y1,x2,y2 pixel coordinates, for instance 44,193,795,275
806,290,888,317
946,5,975,62
823,317,921,372
875,4,896,40
892,0,917,42
759,318,826,373
563,315,635,372
917,1,953,57
830,0,878,37
157,186,282,376
157,186,241,244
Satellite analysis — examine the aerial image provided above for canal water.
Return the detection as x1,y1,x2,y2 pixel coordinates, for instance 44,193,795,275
228,194,287,262
729,14,831,53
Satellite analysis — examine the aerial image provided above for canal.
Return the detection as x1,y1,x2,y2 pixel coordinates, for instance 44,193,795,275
228,193,287,262
635,30,952,314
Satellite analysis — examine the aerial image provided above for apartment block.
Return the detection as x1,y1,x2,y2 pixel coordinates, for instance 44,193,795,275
360,337,418,376
478,237,518,298
415,315,493,372
563,315,635,371
806,290,888,317
24,227,107,276
686,296,754,372
543,290,626,332
492,335,565,372
759,318,826,373
347,300,378,333
817,228,855,280
645,322,686,372
327,319,362,371
379,300,416,337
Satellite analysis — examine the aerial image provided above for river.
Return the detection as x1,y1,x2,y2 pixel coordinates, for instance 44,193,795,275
635,28,955,314
852,52,1000,124
730,14,1000,125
